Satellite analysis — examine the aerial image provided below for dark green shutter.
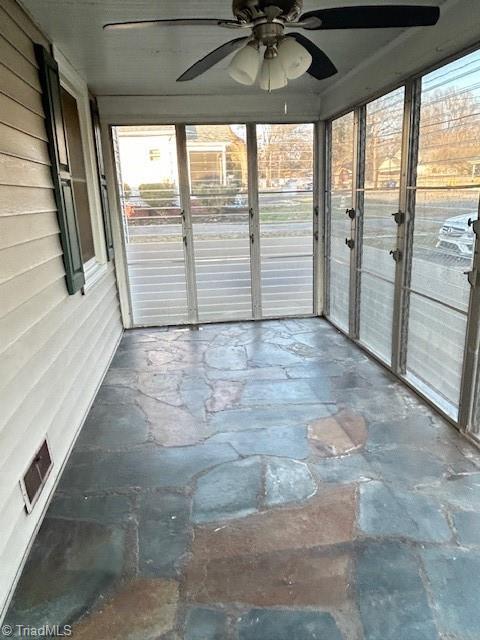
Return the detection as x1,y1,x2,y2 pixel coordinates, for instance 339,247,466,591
34,44,85,295
90,98,114,260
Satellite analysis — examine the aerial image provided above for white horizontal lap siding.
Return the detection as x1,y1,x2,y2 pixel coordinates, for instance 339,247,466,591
0,0,122,622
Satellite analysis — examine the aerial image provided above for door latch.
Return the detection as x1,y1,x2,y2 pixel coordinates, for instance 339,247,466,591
345,238,355,249
389,249,402,262
346,208,356,220
392,211,405,225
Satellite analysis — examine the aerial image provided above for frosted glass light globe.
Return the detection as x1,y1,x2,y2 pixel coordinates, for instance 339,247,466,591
277,37,312,80
228,44,261,85
259,56,288,91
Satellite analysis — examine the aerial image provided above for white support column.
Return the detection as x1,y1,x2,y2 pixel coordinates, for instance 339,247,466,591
247,123,262,319
392,78,422,374
313,121,326,316
175,125,199,324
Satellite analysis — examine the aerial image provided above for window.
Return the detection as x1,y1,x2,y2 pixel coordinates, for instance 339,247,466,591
328,113,355,331
61,87,95,263
56,46,111,288
406,50,480,415
326,47,480,431
359,88,405,364
149,148,161,161
36,45,111,294
189,150,225,188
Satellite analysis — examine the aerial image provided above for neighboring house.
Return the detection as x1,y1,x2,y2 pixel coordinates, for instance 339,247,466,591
117,124,247,193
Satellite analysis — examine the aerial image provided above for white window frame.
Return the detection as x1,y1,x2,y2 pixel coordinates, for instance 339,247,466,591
54,46,108,291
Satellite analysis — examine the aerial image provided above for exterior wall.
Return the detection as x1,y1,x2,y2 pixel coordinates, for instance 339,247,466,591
0,0,122,619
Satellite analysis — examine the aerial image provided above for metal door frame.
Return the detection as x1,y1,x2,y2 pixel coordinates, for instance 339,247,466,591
323,61,480,440
111,120,320,327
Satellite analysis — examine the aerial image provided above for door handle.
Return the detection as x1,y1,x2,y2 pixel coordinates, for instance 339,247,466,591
389,249,402,262
345,238,355,249
392,211,404,224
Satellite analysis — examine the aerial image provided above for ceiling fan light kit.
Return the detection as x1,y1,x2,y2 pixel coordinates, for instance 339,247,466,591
104,1,441,91
228,41,262,85
228,36,312,90
259,50,288,90
277,37,313,79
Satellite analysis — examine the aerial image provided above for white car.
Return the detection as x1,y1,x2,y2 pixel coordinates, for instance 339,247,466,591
436,212,477,257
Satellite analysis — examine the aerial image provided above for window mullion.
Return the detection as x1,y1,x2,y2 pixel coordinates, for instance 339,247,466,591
350,105,366,339
175,124,199,324
247,123,262,319
392,78,422,374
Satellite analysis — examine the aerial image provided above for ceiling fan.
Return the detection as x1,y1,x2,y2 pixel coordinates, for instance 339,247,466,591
104,1,440,91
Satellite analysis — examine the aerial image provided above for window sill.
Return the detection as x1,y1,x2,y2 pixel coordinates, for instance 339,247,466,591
82,258,108,294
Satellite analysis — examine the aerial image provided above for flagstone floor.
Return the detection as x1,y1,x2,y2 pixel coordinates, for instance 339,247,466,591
4,318,480,640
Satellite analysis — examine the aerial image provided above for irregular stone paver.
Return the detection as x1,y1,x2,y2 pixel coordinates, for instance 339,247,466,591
335,387,411,422
452,510,480,545
359,481,451,543
205,345,247,370
59,443,238,492
47,494,131,524
137,371,183,405
330,371,370,389
285,362,345,379
138,394,211,446
357,542,438,640
7,318,480,639
205,380,243,412
246,342,305,366
75,403,148,449
5,518,124,629
367,416,442,449
191,486,356,560
241,379,324,405
110,348,148,370
264,458,316,506
94,384,139,404
184,608,227,640
308,409,367,456
206,366,287,381
186,547,350,607
139,493,191,577
180,374,211,419
70,579,178,640
421,547,480,637
419,473,480,510
312,454,378,484
193,457,263,523
209,425,309,459
365,446,447,487
208,404,333,433
238,609,344,640
103,369,138,387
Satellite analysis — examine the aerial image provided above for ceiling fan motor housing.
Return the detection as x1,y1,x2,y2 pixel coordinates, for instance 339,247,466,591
232,0,304,23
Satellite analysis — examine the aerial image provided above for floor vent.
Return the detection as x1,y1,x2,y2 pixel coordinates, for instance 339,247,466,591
20,440,53,513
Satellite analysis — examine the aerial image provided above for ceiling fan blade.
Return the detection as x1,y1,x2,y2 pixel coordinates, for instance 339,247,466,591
103,18,245,31
298,5,440,30
177,37,250,82
289,33,338,80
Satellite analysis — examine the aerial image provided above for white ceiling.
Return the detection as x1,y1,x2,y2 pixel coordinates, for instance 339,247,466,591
21,0,448,97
